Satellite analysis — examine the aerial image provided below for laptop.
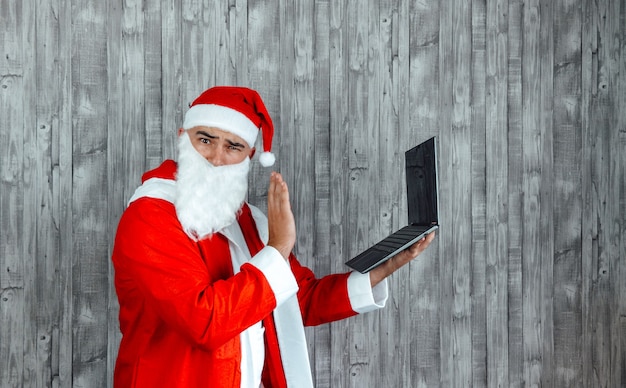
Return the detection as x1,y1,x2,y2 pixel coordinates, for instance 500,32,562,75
345,136,439,273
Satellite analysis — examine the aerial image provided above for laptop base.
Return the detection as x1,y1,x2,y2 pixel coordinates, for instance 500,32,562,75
345,225,438,273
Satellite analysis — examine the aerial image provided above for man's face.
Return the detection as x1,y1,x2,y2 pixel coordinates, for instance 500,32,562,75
174,129,252,239
183,126,255,166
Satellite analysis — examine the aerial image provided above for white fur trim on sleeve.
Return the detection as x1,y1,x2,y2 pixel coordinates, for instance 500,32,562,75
347,271,388,313
249,246,298,306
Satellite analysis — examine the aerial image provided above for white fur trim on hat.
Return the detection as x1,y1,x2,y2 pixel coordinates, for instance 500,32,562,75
183,104,259,147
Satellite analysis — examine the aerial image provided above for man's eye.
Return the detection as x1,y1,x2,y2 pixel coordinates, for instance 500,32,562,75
200,138,210,144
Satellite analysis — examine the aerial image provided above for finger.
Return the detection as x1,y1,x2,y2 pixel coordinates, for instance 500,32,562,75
272,173,290,204
270,172,286,198
269,172,284,202
278,179,290,204
268,173,291,215
269,172,278,196
405,233,434,256
268,175,281,218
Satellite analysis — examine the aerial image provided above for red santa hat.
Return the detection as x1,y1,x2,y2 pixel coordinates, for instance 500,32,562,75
183,86,276,167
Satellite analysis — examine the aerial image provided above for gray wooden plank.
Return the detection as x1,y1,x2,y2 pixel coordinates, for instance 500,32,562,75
215,0,235,85
227,0,250,86
605,2,625,386
522,0,548,385
507,1,524,387
442,0,474,386
327,1,351,387
22,0,39,385
161,1,182,161
407,0,441,386
470,0,487,386
437,0,454,385
0,288,24,387
344,0,377,384
291,0,318,381
377,0,408,385
311,1,332,384
121,0,148,194
181,0,217,94
552,0,583,385
144,0,163,169
106,0,123,386
583,0,624,386
538,3,556,385
393,0,418,378
0,0,26,385
30,0,63,385
363,1,384,384
580,1,597,386
56,0,73,385
485,0,510,386
619,2,626,385
246,0,280,210
70,2,110,386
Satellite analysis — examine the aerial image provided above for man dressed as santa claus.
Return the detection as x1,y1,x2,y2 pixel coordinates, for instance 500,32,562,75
112,86,435,388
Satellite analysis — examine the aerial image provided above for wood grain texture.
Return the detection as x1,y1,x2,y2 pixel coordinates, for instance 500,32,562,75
161,1,183,161
470,1,487,386
0,0,624,386
344,1,377,385
30,0,62,386
311,1,332,384
485,0,510,386
56,0,74,385
552,0,583,386
1,1,27,386
70,2,110,387
440,0,473,386
506,1,524,387
407,1,442,387
521,0,547,386
106,1,123,387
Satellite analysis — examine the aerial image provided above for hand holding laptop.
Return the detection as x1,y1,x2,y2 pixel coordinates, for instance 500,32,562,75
345,137,440,274
368,231,436,287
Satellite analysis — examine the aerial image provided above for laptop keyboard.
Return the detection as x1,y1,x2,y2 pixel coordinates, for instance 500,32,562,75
346,224,432,272
345,250,388,272
374,224,430,251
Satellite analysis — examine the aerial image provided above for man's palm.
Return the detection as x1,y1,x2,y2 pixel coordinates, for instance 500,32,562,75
267,172,296,259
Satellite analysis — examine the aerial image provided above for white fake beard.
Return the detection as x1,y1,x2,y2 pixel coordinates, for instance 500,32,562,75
175,132,250,240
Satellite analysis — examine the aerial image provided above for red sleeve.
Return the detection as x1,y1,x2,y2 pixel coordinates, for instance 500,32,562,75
112,197,278,351
289,256,358,326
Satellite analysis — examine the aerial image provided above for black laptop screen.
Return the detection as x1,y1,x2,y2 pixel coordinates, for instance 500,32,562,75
405,137,438,226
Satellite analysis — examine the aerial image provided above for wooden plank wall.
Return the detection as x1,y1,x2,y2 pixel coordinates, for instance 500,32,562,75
1,0,624,387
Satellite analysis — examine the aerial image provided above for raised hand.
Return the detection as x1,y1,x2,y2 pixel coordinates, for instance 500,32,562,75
266,172,296,259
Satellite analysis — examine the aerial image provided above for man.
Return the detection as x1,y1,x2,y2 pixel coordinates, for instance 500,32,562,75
112,86,435,387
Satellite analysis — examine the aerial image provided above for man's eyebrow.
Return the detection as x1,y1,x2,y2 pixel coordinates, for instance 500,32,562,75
196,130,217,138
226,139,245,148
196,130,245,148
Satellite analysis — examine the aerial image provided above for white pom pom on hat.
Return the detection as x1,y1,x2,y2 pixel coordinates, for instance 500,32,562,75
258,151,276,167
183,86,276,167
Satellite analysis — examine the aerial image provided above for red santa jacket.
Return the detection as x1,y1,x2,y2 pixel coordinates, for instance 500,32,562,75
112,160,359,387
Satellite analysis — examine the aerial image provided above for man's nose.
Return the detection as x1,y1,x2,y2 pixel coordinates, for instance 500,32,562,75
208,147,226,166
